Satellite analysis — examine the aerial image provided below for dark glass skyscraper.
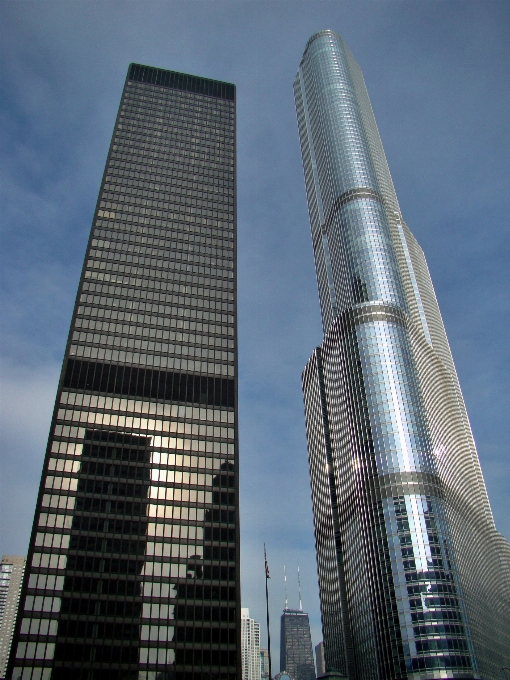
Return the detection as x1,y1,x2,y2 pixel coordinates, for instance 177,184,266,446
280,609,315,680
294,30,510,680
9,64,239,680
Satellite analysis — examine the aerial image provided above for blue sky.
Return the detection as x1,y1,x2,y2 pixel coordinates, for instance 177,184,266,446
1,1,509,668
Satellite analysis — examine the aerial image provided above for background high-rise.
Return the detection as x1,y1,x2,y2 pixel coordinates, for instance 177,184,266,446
280,608,315,680
241,608,261,680
0,557,26,679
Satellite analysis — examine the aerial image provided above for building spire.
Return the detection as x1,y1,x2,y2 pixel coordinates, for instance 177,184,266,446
298,564,302,611
284,565,288,610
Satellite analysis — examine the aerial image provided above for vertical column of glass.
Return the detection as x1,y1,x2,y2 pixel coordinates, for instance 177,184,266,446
296,31,475,678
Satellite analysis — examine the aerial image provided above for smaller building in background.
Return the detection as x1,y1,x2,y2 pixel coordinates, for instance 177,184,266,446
241,608,261,680
314,641,325,677
0,556,26,679
280,609,315,680
260,647,270,680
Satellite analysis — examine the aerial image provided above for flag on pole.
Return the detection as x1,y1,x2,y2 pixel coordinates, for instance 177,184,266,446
264,544,270,579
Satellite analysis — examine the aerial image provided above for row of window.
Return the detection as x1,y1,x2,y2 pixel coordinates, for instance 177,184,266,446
86,266,235,293
119,115,233,132
29,554,235,584
71,337,234,364
73,328,234,354
105,177,233,204
75,299,233,331
81,283,233,307
103,170,234,193
109,155,234,180
112,143,233,167
100,192,233,216
91,230,233,254
123,94,233,115
115,126,234,151
76,311,234,343
85,268,234,293
119,105,233,126
59,392,234,423
88,240,232,267
56,409,234,440
95,224,234,248
86,248,233,279
70,342,234,375
109,158,233,182
38,504,234,529
104,175,234,193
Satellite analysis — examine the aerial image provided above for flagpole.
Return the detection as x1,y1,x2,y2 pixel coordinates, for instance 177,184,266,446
264,544,272,680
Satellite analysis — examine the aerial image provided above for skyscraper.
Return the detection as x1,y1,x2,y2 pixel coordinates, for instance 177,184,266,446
280,609,315,680
241,609,260,680
315,641,325,678
260,648,269,680
0,557,26,678
9,63,239,680
294,30,510,680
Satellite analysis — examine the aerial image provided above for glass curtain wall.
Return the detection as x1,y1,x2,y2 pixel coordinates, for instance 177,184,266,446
295,31,510,680
9,64,239,680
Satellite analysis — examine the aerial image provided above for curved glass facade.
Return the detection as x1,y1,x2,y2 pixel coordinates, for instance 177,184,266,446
296,30,510,680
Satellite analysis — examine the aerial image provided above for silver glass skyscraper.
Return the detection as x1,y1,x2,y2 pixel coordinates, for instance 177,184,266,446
294,30,510,680
9,64,239,680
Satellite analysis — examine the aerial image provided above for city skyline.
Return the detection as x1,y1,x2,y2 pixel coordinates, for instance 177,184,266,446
1,0,509,667
296,29,509,678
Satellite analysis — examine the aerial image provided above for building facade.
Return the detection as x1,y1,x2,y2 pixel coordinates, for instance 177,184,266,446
260,648,269,680
8,63,239,680
0,557,26,678
294,30,510,680
315,641,325,677
241,609,260,680
280,610,315,680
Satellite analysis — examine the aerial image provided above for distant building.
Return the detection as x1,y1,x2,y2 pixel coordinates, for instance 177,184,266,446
0,556,25,678
260,647,270,680
315,641,325,677
242,608,261,680
280,609,315,680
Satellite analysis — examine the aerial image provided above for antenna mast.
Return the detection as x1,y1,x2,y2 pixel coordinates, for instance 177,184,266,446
264,545,272,680
298,564,302,611
284,565,288,610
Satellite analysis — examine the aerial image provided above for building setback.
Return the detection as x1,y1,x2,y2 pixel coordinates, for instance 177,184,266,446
0,557,26,679
8,63,239,680
241,609,260,680
280,609,315,680
294,30,510,679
